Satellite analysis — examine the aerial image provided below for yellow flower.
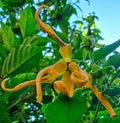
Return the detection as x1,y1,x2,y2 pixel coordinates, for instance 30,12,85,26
54,70,74,97
1,4,116,117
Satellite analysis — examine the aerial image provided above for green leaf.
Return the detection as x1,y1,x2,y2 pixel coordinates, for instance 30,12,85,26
0,116,12,123
58,20,69,37
98,115,120,123
0,43,8,65
0,95,12,123
42,95,87,123
0,43,7,59
19,6,36,38
104,52,120,69
0,24,18,51
82,48,89,60
98,116,112,123
2,45,42,77
22,35,53,46
0,95,7,118
104,86,120,97
58,4,76,37
111,115,120,123
1,0,25,7
93,39,120,62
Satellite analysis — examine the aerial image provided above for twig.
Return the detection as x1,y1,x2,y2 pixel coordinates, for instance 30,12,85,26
91,102,101,123
7,92,35,110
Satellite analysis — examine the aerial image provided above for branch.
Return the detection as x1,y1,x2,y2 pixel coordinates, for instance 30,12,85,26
7,92,35,110
92,102,101,123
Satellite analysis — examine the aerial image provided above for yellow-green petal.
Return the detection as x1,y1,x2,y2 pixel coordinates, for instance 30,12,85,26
68,62,81,72
59,44,72,62
41,60,67,83
54,70,74,97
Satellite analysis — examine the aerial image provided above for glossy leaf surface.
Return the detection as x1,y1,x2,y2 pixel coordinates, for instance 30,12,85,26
2,45,42,77
42,95,87,123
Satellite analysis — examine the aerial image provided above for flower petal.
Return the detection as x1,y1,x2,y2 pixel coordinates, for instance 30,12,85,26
54,70,74,97
84,75,116,117
1,78,35,92
88,84,116,117
36,66,52,102
54,80,66,94
35,4,66,46
41,60,67,83
36,61,67,102
59,44,72,62
68,62,82,72
71,71,89,87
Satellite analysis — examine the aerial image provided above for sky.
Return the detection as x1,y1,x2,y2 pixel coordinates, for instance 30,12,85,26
74,0,120,48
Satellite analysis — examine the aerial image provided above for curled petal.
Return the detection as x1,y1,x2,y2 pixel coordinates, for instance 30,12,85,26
54,71,74,97
88,85,116,117
36,66,52,102
59,44,72,62
68,62,81,72
49,60,67,75
54,80,66,94
41,60,67,83
1,78,35,92
71,71,89,87
36,61,66,102
35,4,66,46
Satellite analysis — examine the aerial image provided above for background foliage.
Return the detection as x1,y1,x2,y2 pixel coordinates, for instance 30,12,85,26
0,0,120,123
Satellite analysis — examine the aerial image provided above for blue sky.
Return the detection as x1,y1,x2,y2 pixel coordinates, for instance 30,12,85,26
74,0,120,47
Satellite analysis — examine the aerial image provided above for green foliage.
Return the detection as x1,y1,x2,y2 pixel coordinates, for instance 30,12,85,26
0,95,12,123
2,45,42,77
104,52,120,69
6,72,36,102
42,95,87,123
97,114,120,123
0,24,18,51
0,0,120,123
19,6,36,38
6,72,36,89
93,39,120,63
